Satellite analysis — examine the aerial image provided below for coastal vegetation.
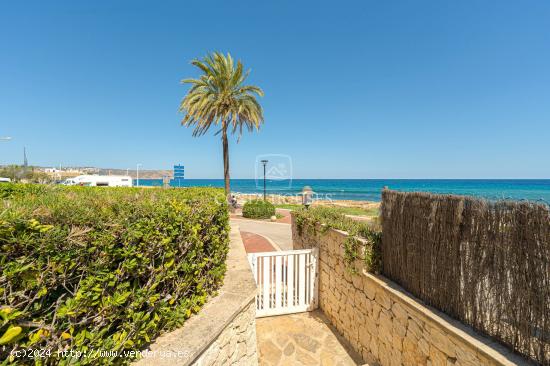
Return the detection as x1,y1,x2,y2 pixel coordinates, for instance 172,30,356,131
179,52,264,201
275,203,379,217
242,199,276,219
0,165,53,183
293,206,382,272
0,184,229,364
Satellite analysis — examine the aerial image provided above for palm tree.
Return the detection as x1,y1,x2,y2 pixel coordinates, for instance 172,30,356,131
179,52,264,202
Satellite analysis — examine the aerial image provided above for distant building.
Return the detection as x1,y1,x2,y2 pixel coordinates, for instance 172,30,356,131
42,167,84,179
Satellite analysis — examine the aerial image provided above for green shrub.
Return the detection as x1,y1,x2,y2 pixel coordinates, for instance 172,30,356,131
0,185,229,364
293,206,381,273
242,199,275,219
0,182,48,199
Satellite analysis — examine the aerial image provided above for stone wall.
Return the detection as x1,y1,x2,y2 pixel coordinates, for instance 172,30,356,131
191,301,257,365
291,213,529,366
135,225,258,366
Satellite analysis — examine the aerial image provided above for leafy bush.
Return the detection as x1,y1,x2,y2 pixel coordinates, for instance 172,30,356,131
293,206,381,273
0,185,229,364
274,203,379,217
0,182,48,199
242,199,275,219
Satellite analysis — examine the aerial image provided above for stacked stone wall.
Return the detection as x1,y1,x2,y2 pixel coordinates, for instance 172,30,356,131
291,214,528,366
191,301,257,365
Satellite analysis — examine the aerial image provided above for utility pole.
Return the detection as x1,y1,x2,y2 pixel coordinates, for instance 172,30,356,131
136,163,142,187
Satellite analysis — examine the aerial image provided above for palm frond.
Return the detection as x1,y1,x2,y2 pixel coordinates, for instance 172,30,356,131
179,52,264,139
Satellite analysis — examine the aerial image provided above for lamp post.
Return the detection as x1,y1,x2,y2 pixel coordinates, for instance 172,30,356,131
136,163,142,187
301,186,314,209
261,160,268,201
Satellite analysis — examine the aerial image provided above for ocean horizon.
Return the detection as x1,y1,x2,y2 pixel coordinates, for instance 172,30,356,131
134,178,550,203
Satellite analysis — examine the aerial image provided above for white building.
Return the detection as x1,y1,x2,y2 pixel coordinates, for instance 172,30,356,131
62,175,133,187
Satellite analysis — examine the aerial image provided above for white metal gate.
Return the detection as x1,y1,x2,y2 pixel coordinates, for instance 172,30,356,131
247,249,318,317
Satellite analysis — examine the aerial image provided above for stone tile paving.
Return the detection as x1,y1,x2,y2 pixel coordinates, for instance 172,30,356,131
256,310,365,366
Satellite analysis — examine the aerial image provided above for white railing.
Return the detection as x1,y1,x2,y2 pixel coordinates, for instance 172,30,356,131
247,249,318,317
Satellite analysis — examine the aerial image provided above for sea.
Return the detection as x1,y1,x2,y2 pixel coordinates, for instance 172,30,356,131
134,179,550,204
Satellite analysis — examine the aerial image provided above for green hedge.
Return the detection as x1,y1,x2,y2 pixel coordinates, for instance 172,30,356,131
242,199,275,219
0,182,48,199
0,184,229,364
293,206,381,273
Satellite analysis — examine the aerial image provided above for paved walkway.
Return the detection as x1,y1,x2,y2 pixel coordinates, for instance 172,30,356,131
230,218,293,251
234,218,362,365
240,231,276,253
256,311,363,366
275,208,292,224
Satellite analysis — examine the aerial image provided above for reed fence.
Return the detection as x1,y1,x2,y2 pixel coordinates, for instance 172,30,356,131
381,189,550,365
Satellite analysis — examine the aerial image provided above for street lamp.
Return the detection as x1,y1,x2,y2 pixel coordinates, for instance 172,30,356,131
301,186,314,209
136,163,142,187
261,160,268,201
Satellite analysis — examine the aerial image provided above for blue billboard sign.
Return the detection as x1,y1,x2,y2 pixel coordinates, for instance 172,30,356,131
174,164,185,179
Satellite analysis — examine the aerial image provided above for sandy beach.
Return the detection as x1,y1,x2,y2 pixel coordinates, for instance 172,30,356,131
234,192,380,210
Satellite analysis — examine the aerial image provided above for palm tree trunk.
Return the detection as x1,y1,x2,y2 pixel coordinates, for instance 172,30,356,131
222,122,231,202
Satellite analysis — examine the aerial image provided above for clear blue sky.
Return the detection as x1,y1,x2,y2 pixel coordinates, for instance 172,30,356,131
1,0,549,179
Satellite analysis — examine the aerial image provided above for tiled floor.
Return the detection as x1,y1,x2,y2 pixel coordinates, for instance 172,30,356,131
256,311,364,366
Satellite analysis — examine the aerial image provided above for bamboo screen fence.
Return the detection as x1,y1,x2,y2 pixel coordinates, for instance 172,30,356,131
381,189,549,365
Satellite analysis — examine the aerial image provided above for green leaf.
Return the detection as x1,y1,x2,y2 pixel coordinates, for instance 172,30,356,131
0,326,23,345
164,258,175,269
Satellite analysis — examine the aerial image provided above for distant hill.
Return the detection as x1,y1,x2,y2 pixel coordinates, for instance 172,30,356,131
1,165,175,179
97,168,172,179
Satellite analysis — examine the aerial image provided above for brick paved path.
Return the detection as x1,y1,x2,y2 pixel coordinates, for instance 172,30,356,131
240,231,276,253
